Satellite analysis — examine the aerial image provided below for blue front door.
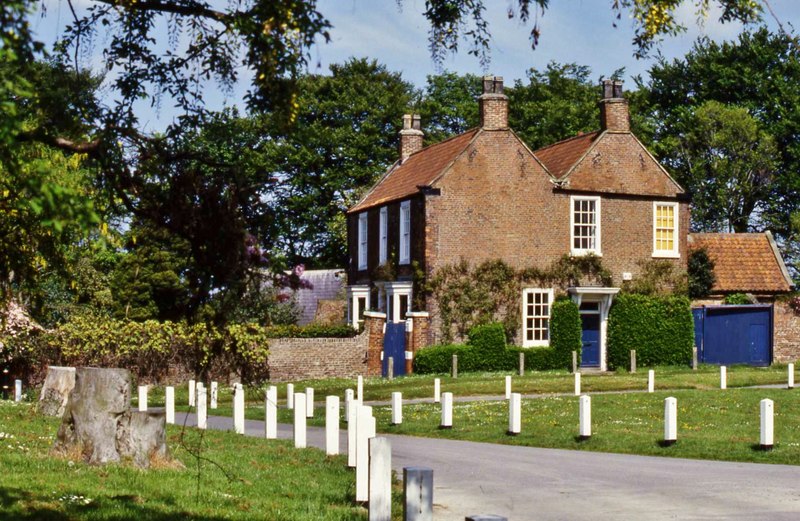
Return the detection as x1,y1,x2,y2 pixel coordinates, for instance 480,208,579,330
383,322,407,377
581,314,600,367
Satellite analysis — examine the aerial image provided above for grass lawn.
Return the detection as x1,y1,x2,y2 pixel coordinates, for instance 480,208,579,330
0,401,400,520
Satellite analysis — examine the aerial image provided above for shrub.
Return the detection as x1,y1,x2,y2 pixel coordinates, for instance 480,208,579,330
607,294,694,370
466,323,507,370
688,247,716,298
723,293,752,305
549,299,582,370
413,344,474,374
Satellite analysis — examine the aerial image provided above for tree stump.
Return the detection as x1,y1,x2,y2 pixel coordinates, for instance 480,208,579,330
53,367,168,468
37,366,76,417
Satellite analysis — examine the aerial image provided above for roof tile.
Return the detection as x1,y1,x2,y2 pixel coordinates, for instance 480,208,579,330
534,131,601,179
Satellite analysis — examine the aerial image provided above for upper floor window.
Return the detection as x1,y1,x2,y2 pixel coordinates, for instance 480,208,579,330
379,207,388,265
358,212,368,270
653,202,679,258
522,288,554,347
399,201,411,265
570,196,601,256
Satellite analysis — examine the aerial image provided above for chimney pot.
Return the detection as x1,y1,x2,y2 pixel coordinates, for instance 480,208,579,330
599,79,629,132
483,76,494,94
479,75,508,129
399,113,424,162
412,114,421,131
402,114,412,130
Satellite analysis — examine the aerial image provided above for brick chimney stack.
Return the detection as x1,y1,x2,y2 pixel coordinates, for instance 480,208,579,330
479,76,508,130
599,79,630,132
399,113,423,162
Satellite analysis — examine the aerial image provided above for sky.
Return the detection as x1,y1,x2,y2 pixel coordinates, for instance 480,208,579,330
30,0,800,131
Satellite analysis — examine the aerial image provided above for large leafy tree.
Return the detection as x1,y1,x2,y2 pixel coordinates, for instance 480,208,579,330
416,72,482,143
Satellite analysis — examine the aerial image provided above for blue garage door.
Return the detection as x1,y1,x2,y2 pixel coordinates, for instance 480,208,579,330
694,305,773,366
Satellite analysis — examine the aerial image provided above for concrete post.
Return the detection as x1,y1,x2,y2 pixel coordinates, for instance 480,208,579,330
789,363,795,389
518,352,525,376
452,355,458,379
197,383,207,429
433,378,441,403
294,392,307,449
572,351,578,373
504,376,512,400
440,392,453,429
720,366,727,390
347,397,358,468
391,392,403,425
760,398,774,450
138,385,148,412
579,394,591,440
368,437,392,521
234,383,245,435
265,385,277,439
630,350,636,373
508,393,521,435
388,357,394,381
305,387,314,418
165,386,175,424
465,515,508,521
287,383,295,409
664,396,677,446
574,372,581,396
648,369,655,393
14,379,22,402
356,405,376,502
344,389,355,422
210,381,218,409
326,395,340,455
357,375,364,402
188,379,196,407
692,347,698,370
403,466,433,521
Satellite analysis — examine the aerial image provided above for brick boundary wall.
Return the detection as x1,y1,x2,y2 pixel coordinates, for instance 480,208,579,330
774,301,800,363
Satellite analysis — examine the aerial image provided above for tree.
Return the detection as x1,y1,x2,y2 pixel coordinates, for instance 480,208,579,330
416,72,482,143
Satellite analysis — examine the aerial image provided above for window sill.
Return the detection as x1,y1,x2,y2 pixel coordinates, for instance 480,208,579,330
521,342,551,349
570,250,602,257
651,251,680,259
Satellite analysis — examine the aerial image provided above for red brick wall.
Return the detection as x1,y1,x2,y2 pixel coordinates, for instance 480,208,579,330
599,99,630,132
267,331,370,382
774,301,800,363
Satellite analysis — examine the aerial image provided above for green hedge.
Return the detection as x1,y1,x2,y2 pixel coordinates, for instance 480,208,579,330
607,294,694,370
550,299,582,370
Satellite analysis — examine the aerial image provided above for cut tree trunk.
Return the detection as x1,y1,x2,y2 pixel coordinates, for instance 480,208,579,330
53,367,167,468
37,366,76,417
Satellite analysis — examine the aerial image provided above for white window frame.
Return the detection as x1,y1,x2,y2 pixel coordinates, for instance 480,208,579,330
379,207,388,265
521,288,554,348
652,201,680,258
570,195,602,256
358,212,368,270
399,200,411,265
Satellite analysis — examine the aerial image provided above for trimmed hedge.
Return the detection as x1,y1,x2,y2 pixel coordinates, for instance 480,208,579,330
607,294,694,370
550,299,582,370
466,323,507,371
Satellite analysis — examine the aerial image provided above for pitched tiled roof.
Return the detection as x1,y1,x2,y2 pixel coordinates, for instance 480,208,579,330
349,129,479,213
534,131,601,179
689,233,794,294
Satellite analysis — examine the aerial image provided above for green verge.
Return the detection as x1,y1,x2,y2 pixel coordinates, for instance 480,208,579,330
0,401,397,520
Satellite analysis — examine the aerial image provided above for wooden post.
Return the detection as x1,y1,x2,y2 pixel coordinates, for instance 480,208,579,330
368,437,392,521
518,352,525,376
357,375,364,402
630,350,636,373
579,394,591,440
138,385,148,412
760,398,774,450
356,405,376,502
305,387,314,418
692,347,698,370
188,379,196,407
572,351,578,373
287,383,294,409
391,392,403,425
233,383,245,435
326,395,340,455
265,386,277,439
403,466,433,521
504,376,512,400
210,381,218,409
14,379,22,402
574,372,581,396
788,363,795,389
165,386,175,424
720,366,727,390
433,378,441,403
663,396,677,446
452,355,458,379
440,392,453,429
294,392,307,449
507,393,521,435
196,383,207,429
347,398,358,468
648,369,655,393
344,389,355,422
388,357,394,381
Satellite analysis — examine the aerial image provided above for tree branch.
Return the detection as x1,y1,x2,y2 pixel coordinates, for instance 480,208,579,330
16,130,102,155
94,0,232,25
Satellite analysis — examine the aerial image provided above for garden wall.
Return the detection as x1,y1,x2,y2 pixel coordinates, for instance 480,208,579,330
774,301,800,363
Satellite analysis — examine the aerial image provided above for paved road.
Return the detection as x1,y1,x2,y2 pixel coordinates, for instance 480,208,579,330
175,410,800,520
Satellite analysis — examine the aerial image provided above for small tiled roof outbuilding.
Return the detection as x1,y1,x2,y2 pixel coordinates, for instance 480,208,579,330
688,232,794,295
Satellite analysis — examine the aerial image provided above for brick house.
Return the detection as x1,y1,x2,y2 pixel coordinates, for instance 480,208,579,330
345,77,690,371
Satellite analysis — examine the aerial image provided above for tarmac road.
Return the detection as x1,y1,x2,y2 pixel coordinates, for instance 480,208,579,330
175,411,800,520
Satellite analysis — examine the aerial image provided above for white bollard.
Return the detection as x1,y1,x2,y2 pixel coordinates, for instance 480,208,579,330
294,392,307,449
265,385,277,439
508,393,521,435
574,372,581,396
505,375,512,400
138,385,148,412
14,379,22,402
233,383,245,435
720,366,727,390
165,386,175,424
347,397,358,467
434,378,441,403
579,394,591,440
286,383,294,409
326,395,340,455
210,381,218,409
648,369,655,393
404,467,434,521
789,363,795,390
368,437,392,520
344,389,355,422
357,375,364,402
305,387,315,418
664,396,677,445
188,379,196,407
760,398,774,450
440,392,453,429
356,405,375,502
391,391,403,425
197,383,207,429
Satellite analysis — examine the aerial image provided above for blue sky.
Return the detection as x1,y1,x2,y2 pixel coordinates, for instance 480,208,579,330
31,0,800,130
